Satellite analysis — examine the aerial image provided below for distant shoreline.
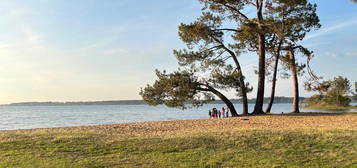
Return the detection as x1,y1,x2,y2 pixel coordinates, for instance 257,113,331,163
2,102,299,106
3,98,357,107
2,97,310,106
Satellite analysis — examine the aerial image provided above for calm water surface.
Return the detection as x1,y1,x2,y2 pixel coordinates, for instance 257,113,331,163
0,103,356,130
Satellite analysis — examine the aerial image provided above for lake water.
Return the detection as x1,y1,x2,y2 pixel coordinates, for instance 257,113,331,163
0,103,356,130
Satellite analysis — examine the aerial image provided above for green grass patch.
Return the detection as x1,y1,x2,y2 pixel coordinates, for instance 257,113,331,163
0,130,356,167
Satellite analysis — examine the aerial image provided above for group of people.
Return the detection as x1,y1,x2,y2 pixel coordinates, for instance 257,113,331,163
209,107,230,118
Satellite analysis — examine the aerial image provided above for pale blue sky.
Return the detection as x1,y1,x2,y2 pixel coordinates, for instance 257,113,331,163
0,0,356,103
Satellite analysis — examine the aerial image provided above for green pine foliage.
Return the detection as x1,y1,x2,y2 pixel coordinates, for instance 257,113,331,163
139,70,214,109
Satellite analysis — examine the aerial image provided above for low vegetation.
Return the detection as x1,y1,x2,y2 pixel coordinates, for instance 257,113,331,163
305,76,354,110
1,113,356,167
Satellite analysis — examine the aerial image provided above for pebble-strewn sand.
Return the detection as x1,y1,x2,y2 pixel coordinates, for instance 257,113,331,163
3,113,356,139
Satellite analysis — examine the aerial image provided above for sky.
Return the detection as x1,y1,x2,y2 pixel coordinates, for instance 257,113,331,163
0,0,356,104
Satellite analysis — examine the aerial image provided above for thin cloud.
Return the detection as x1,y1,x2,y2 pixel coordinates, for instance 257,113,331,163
345,51,357,57
305,18,357,40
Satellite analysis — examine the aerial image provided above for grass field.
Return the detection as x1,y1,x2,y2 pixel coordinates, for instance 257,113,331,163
1,113,356,167
303,105,357,110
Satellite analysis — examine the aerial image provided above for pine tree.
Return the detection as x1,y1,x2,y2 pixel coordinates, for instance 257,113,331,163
264,0,321,113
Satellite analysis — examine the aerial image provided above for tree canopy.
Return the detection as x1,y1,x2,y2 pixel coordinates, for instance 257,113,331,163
264,0,320,113
140,70,213,109
139,69,245,116
140,0,323,116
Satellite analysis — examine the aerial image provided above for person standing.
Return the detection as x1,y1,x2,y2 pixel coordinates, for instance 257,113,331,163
221,107,226,118
208,110,212,118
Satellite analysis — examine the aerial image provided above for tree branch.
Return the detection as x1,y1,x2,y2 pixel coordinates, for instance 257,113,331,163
216,28,241,32
222,4,249,21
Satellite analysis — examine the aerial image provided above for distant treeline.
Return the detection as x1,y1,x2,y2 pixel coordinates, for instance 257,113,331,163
3,97,319,106
5,100,144,106
4,97,356,106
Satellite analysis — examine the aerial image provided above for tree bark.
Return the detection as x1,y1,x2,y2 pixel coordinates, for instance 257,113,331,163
204,85,239,117
252,0,266,115
289,50,300,113
266,41,283,113
240,79,249,116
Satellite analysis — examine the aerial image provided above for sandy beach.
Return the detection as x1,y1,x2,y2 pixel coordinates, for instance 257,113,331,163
3,113,356,138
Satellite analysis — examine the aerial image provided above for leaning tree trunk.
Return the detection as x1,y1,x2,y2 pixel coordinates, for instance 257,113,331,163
252,0,266,115
265,53,279,113
206,85,239,117
234,61,249,115
266,41,283,113
289,50,300,113
226,43,249,115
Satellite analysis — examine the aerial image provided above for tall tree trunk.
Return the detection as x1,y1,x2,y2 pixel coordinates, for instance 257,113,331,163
252,0,266,115
266,41,283,113
289,50,300,113
206,85,239,117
